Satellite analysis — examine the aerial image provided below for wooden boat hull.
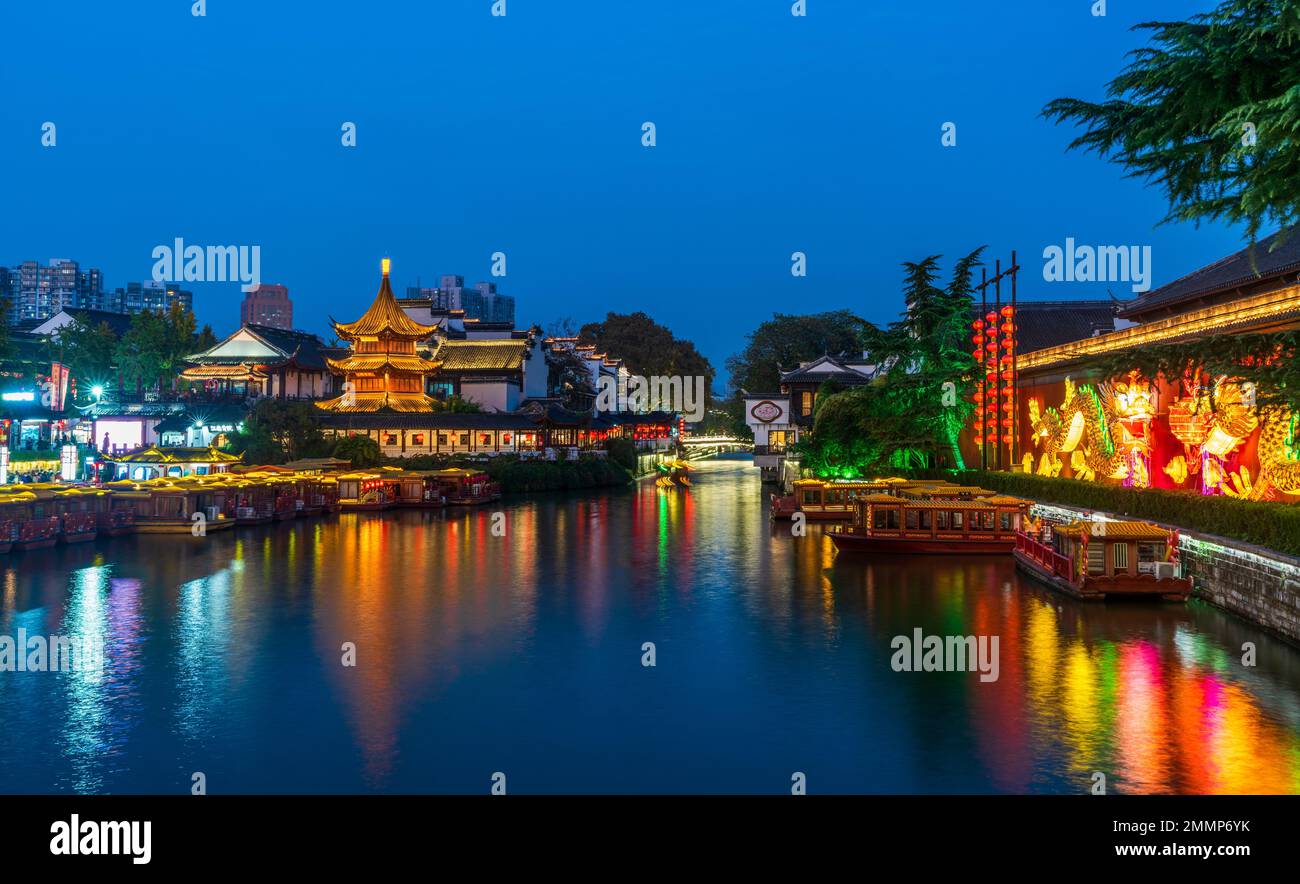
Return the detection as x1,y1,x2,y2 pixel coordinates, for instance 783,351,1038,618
14,538,57,551
236,516,273,526
60,532,97,544
273,510,297,521
1014,550,1191,602
339,502,392,511
830,533,1014,555
136,519,236,534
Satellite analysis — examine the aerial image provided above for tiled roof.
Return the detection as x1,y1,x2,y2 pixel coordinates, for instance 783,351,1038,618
436,339,527,372
325,353,441,374
1055,520,1170,541
332,268,438,340
1119,228,1300,320
315,392,441,413
972,300,1122,355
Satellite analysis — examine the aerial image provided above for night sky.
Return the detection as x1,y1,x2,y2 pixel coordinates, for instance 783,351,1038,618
1,0,1245,385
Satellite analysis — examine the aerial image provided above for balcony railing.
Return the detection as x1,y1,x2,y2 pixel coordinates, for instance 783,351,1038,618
1015,531,1074,580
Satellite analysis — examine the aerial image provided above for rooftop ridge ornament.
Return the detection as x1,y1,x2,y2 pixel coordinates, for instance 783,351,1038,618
330,258,438,341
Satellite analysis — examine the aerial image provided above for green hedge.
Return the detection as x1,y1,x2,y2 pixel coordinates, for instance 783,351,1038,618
950,470,1300,558
384,453,633,495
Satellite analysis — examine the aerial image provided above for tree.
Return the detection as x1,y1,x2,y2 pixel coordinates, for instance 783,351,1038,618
800,250,983,475
726,310,869,396
1042,0,1300,245
436,395,482,414
579,311,716,401
546,346,597,411
115,304,197,397
332,434,381,467
53,315,119,398
224,399,326,464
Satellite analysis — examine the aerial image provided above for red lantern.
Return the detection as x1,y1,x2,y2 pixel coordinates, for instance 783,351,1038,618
1000,305,1014,318
985,312,997,324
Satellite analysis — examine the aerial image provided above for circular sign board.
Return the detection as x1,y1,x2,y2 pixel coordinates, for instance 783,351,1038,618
750,400,783,423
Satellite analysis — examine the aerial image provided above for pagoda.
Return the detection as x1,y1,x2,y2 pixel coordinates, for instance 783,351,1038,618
317,259,442,413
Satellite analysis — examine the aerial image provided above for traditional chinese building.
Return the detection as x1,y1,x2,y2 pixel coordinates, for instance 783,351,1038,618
316,259,442,414
989,232,1300,502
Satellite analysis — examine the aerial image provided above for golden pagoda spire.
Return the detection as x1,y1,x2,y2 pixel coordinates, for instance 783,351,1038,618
330,258,438,341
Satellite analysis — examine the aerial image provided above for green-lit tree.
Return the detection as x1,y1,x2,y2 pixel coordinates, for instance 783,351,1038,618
800,250,983,476
1042,0,1300,244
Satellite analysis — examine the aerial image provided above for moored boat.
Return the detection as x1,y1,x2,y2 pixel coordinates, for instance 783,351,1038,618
432,468,499,505
0,490,61,552
1013,518,1191,602
108,478,236,534
828,492,1030,554
53,487,108,544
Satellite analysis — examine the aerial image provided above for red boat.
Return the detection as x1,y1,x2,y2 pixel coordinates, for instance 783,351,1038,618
1014,519,1191,602
828,492,1029,554
0,489,61,551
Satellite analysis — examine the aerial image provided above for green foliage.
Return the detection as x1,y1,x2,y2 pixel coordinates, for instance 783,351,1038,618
332,434,381,467
115,303,197,397
52,315,119,397
580,311,716,401
384,453,633,493
605,437,638,474
800,250,982,476
435,394,482,414
955,469,1300,558
726,310,869,395
1042,0,1300,244
223,399,328,464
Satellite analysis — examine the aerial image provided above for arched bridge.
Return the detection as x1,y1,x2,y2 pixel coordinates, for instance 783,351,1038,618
679,435,753,459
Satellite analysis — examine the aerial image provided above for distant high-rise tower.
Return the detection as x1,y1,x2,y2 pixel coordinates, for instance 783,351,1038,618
240,283,293,329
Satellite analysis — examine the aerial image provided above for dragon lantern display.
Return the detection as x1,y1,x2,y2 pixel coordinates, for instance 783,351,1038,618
1027,376,1146,484
1026,370,1300,501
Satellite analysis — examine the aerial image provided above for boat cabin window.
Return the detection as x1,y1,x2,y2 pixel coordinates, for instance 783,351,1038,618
951,512,963,530
936,511,948,530
919,509,932,530
981,511,995,531
802,489,820,505
1113,542,1130,573
1087,544,1105,575
1138,543,1161,573
905,508,919,530
999,512,1012,531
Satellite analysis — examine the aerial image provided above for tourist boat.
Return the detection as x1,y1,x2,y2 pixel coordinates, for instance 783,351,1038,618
6,488,63,550
336,471,398,511
827,492,1030,554
53,487,109,544
0,492,28,553
108,479,236,535
432,468,500,505
1014,518,1192,602
228,477,277,525
99,489,138,537
394,472,448,508
770,477,980,521
0,490,61,552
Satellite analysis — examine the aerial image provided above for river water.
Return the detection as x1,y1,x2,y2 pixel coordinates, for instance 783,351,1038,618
1,455,1298,794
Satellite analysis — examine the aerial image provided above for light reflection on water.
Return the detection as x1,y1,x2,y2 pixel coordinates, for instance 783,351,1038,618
0,455,1298,794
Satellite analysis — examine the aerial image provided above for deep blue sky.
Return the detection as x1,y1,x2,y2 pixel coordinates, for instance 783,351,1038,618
1,0,1243,386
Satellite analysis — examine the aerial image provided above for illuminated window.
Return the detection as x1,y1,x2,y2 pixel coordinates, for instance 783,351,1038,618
801,392,813,416
384,434,398,445
1113,542,1129,571
412,434,424,446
